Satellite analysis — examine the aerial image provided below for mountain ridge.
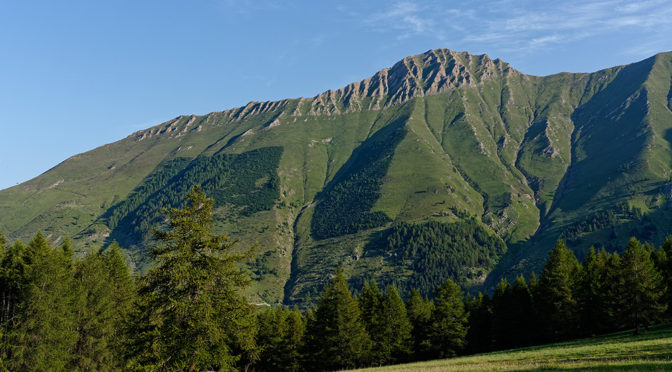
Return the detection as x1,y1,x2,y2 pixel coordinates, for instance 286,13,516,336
2,48,672,305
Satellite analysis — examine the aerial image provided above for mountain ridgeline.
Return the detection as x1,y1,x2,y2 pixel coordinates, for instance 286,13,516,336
2,49,672,305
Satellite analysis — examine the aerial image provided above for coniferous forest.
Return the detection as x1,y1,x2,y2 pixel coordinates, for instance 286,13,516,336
1,188,672,371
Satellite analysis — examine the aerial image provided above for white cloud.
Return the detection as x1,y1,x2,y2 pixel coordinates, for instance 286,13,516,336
360,0,672,53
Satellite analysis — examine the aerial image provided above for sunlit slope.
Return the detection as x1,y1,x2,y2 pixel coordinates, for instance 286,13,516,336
1,49,672,305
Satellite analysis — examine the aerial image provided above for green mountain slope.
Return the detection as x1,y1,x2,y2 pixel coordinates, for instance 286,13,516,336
2,49,672,305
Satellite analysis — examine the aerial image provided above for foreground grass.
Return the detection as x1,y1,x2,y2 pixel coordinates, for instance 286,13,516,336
357,323,672,371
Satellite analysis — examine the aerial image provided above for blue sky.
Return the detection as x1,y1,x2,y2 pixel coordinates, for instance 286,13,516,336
2,0,672,190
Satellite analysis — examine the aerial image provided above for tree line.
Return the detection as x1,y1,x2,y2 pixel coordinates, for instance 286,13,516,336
1,186,671,370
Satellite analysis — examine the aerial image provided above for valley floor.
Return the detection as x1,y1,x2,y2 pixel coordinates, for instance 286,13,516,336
356,323,672,371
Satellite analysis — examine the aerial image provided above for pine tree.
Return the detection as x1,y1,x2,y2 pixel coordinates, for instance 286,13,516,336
621,238,667,334
405,289,433,360
428,279,468,358
127,186,256,371
535,240,580,341
303,266,371,370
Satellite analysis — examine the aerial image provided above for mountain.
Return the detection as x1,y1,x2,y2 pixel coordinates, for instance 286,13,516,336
2,49,672,305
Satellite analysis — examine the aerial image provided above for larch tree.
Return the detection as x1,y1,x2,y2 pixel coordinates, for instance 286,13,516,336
303,266,371,370
127,186,256,371
621,238,667,334
405,289,433,360
535,240,580,341
428,279,468,358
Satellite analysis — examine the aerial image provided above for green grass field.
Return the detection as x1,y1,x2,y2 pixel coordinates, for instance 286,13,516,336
357,323,672,371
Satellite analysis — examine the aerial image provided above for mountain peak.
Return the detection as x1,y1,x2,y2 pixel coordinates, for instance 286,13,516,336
300,48,517,116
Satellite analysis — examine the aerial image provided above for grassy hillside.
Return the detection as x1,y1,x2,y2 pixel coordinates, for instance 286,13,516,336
357,323,672,371
2,49,672,305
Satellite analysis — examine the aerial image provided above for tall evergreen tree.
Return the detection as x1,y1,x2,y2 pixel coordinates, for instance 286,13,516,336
491,278,511,349
5,232,78,371
255,306,305,372
464,292,492,354
535,240,580,341
621,238,667,334
656,236,672,317
359,280,385,365
428,279,468,358
71,247,119,370
127,186,256,371
577,247,607,336
405,289,433,360
601,250,627,330
303,266,371,370
380,286,413,364
103,242,136,356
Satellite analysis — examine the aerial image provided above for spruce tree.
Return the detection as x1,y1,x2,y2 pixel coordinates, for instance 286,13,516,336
303,266,371,370
127,186,256,371
621,238,667,334
405,289,433,360
428,279,468,358
536,240,580,341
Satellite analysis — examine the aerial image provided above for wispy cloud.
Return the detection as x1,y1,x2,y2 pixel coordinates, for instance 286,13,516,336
360,0,672,54
366,2,437,39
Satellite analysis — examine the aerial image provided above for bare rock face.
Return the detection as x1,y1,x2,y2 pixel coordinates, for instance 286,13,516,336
304,49,518,116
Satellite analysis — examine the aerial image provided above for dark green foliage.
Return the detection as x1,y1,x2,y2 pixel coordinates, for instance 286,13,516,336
359,280,385,364
656,237,672,317
3,233,78,371
535,240,581,341
107,147,282,244
601,250,628,330
104,158,191,230
492,276,535,349
385,220,506,295
405,289,433,360
303,266,371,370
70,245,136,370
254,306,304,372
126,186,257,370
310,124,406,239
560,204,640,243
380,286,413,364
360,282,413,365
428,279,469,358
620,238,667,334
577,247,608,335
465,292,493,354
